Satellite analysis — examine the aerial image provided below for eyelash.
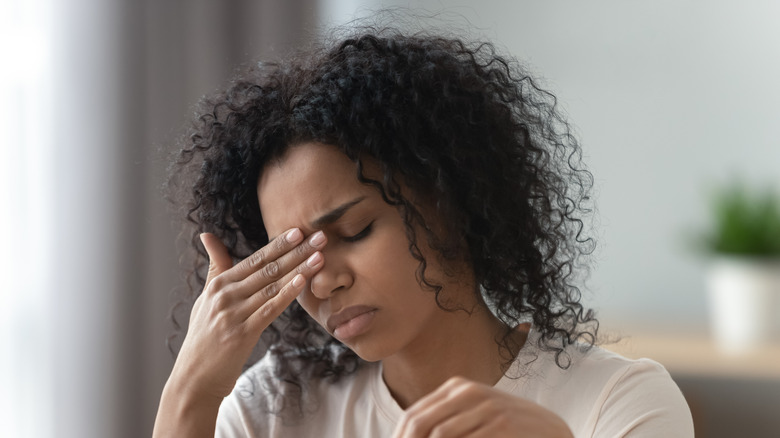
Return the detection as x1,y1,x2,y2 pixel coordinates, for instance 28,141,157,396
342,222,374,243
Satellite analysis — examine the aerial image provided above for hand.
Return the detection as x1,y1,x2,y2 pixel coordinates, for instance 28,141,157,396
169,228,327,403
392,377,573,438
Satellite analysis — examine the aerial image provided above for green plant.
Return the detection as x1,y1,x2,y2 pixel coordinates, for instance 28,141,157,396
701,183,780,256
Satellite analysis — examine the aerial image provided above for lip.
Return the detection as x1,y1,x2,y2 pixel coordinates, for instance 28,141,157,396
326,305,378,335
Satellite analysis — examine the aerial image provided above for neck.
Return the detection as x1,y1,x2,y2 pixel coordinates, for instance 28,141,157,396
380,306,528,409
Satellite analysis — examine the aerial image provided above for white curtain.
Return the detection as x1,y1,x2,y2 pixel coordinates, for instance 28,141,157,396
0,1,317,437
1,1,57,437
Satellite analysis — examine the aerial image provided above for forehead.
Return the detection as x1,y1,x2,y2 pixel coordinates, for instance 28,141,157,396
257,143,369,236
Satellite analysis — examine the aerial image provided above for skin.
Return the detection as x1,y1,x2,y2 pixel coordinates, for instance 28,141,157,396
258,142,573,437
153,141,573,437
392,377,574,438
153,228,328,437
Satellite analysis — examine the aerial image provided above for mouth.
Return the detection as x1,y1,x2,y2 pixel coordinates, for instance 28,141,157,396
326,305,378,340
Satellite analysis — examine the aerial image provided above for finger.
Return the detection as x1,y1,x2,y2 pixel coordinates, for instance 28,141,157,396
225,228,324,284
397,378,484,438
231,228,306,282
393,381,453,438
234,250,325,321
200,233,234,287
467,415,519,438
245,271,307,333
402,376,467,420
427,399,494,438
233,233,326,300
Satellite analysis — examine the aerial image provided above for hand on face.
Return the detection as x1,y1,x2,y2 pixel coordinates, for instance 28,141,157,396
392,377,573,438
169,228,327,403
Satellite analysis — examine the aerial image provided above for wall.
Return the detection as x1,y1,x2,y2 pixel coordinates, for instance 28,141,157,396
318,2,780,436
323,0,780,332
1,2,319,437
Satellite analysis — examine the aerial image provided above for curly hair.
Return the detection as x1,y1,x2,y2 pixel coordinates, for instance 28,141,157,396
167,25,598,395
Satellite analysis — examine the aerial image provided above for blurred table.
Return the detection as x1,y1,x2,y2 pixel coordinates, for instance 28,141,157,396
605,334,780,380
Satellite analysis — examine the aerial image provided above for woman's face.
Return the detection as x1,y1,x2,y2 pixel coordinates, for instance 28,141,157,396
257,142,472,362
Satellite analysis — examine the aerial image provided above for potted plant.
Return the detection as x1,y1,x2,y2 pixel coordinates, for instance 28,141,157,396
699,182,780,353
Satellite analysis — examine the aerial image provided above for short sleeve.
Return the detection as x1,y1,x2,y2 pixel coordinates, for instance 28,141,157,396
591,359,694,437
214,355,278,438
215,393,257,438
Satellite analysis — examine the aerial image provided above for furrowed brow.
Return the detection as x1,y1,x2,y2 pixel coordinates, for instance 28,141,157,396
310,196,366,229
266,196,367,241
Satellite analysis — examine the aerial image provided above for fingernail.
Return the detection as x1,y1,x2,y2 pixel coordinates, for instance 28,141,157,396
286,228,302,243
292,274,305,288
306,252,323,267
309,231,326,247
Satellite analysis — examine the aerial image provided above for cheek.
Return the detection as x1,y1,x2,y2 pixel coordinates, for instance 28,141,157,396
366,235,430,298
295,289,322,323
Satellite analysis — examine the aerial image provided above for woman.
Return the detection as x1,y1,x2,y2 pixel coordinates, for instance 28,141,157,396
154,26,694,437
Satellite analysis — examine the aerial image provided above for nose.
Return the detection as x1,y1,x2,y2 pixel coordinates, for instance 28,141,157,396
308,250,354,299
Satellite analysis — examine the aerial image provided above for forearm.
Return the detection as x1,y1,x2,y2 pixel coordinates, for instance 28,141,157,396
153,377,223,438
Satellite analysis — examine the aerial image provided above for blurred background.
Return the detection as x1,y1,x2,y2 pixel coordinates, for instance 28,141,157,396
1,1,778,437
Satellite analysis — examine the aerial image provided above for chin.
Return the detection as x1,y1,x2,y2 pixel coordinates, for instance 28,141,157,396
342,338,394,363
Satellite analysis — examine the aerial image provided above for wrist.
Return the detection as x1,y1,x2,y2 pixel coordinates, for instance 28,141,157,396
154,378,224,438
162,370,225,411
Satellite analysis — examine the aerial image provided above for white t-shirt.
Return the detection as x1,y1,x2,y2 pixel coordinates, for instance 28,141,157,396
216,335,694,437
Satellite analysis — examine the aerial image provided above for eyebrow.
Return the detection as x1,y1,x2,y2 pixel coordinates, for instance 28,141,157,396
310,196,366,229
267,196,367,241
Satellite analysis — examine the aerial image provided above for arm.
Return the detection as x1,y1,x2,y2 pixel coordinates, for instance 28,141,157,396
154,374,224,438
153,230,327,438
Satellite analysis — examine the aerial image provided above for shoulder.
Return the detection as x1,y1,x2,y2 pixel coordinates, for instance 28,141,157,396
215,353,282,438
215,351,379,438
505,338,694,437
582,346,694,437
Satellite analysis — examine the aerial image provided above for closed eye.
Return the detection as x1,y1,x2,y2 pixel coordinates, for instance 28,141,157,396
342,222,374,243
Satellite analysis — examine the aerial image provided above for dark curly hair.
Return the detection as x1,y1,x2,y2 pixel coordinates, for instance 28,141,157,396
167,25,598,395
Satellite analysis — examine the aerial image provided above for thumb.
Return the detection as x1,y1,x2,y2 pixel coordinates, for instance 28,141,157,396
200,233,233,286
